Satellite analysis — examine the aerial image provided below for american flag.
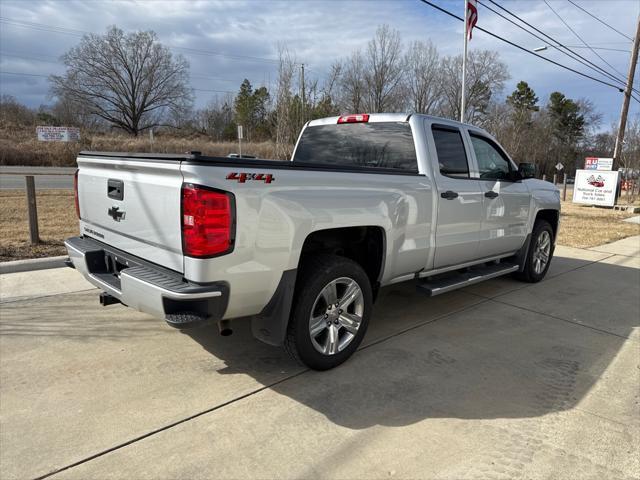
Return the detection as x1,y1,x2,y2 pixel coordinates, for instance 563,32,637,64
466,0,478,40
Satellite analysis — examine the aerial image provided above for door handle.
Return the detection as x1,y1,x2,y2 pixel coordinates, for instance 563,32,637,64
441,190,459,200
484,191,499,199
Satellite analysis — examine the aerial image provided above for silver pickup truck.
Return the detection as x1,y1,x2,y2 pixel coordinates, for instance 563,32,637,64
66,113,560,370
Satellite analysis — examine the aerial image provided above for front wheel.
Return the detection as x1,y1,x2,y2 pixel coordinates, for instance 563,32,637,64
514,220,554,283
284,254,372,370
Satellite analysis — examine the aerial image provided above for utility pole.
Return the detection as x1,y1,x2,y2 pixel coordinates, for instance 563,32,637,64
301,64,306,123
613,15,640,169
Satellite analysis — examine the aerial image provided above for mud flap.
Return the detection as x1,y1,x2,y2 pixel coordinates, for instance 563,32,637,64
251,269,298,346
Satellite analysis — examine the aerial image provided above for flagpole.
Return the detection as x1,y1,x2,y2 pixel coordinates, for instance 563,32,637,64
461,0,468,123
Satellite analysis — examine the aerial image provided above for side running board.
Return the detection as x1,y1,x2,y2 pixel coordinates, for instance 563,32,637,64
417,262,519,297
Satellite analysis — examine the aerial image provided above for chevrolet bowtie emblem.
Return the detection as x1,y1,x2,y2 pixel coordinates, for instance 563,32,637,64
108,206,126,222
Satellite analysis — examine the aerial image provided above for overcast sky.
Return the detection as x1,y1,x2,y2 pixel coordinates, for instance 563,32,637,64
0,0,638,129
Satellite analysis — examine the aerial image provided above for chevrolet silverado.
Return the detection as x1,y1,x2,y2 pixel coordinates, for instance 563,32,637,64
66,113,560,370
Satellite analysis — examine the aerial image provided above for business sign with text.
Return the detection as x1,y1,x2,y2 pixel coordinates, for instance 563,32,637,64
584,157,613,171
36,126,80,142
572,169,619,207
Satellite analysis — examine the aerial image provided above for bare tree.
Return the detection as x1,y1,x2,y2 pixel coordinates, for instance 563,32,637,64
0,95,35,125
50,26,192,136
613,115,640,173
337,52,366,113
275,46,297,159
363,25,405,113
404,40,441,114
439,50,509,124
50,92,104,131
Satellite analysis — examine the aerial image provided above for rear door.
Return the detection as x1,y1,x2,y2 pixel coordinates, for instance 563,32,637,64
429,124,483,268
468,133,531,257
77,154,184,272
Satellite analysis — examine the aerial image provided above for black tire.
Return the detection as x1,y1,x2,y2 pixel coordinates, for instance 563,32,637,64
284,254,373,370
514,219,554,283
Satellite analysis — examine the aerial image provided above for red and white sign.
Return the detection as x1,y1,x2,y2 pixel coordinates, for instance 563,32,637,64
573,169,619,207
584,157,613,171
36,126,80,142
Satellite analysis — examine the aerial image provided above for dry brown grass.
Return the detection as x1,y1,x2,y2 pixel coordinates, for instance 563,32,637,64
557,201,640,248
0,189,78,261
0,123,281,166
1,190,639,261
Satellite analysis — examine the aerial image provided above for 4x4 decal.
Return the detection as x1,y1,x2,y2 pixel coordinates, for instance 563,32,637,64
226,172,275,184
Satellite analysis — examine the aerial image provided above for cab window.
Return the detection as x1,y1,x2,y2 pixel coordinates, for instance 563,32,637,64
431,126,469,179
470,135,513,181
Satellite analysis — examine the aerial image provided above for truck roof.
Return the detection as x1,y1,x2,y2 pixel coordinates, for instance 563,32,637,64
306,113,475,130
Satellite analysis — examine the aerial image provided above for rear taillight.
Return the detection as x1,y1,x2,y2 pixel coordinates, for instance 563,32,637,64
337,114,369,124
181,183,235,258
73,169,80,219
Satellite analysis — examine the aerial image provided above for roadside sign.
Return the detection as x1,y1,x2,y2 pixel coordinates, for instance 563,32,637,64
237,125,244,140
572,169,619,207
36,126,80,142
584,157,613,171
555,162,564,171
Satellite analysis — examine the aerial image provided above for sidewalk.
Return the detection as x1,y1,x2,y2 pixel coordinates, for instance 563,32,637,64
0,239,638,479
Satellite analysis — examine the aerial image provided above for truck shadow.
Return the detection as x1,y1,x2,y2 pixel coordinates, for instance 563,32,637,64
184,253,639,430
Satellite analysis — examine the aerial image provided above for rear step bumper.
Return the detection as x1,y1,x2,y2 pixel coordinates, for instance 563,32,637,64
65,236,229,328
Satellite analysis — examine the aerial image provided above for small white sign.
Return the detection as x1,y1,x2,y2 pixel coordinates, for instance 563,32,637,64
36,126,80,142
555,162,564,171
572,169,619,207
237,125,244,140
584,157,613,171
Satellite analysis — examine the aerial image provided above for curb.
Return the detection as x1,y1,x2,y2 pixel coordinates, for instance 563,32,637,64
0,256,69,274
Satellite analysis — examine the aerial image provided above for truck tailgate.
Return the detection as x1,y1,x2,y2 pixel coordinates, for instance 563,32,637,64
77,155,184,273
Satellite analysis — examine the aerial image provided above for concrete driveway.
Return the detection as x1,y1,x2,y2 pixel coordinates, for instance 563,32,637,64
1,238,638,479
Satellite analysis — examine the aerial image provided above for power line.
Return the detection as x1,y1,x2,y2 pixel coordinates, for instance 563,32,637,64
477,0,629,90
418,0,625,91
543,0,627,79
565,46,630,53
1,50,265,85
0,71,239,96
0,51,61,65
0,70,49,77
0,17,283,66
193,88,236,94
566,0,634,42
484,0,637,94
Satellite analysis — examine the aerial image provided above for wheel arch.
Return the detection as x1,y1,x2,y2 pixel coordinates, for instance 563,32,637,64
534,209,560,239
298,226,387,295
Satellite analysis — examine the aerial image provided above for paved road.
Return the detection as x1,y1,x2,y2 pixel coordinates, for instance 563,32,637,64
0,166,75,190
0,238,638,479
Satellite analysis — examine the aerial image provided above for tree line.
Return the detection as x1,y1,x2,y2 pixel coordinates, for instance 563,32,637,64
1,24,638,175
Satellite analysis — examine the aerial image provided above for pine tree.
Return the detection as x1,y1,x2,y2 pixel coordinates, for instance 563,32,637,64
507,81,539,112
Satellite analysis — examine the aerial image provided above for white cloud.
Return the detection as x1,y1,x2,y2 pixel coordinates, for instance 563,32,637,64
0,0,637,126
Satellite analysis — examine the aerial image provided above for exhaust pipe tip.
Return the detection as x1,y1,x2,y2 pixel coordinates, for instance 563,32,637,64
218,319,233,336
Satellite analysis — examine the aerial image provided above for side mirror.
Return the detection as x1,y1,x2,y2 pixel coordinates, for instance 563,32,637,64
518,163,536,179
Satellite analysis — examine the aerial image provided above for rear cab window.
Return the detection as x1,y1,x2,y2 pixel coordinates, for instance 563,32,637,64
431,126,470,179
293,122,418,172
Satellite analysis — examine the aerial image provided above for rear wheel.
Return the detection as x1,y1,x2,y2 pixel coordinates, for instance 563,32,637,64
284,254,372,370
514,219,554,283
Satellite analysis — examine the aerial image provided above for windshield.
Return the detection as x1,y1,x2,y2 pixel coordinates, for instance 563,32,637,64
293,122,418,172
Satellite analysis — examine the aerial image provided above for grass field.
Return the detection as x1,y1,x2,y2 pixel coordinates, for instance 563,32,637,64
0,124,284,166
0,190,78,261
556,201,639,248
1,189,638,262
